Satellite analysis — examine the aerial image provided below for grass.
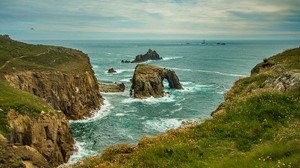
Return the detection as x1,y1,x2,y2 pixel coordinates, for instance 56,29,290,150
0,35,91,75
0,81,52,137
0,35,93,136
69,47,300,168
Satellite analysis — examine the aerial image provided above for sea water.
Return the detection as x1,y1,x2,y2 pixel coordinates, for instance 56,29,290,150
28,40,300,162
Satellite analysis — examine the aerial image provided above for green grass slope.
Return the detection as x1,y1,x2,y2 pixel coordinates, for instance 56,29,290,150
71,47,300,168
0,35,92,137
0,35,92,76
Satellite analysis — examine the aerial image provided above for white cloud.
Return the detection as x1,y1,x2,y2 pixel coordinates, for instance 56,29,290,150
0,0,299,39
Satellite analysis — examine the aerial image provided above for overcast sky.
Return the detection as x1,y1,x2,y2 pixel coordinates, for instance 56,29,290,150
1,0,300,40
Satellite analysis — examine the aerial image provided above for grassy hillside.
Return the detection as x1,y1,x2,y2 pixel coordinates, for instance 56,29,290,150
0,35,91,136
71,47,300,168
0,35,91,77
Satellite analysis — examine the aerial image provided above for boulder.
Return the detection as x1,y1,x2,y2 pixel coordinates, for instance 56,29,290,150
130,64,182,98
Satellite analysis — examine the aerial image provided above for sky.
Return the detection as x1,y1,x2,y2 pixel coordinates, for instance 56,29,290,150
0,0,300,40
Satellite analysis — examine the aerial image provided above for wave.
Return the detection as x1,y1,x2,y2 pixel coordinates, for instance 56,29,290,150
67,141,96,163
179,81,228,95
170,67,246,77
119,78,132,82
144,118,182,132
122,94,175,104
162,56,183,61
69,98,113,124
104,69,134,75
170,106,183,114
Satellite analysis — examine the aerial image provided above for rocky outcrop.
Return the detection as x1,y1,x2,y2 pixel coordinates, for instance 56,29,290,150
99,83,125,92
131,64,182,98
131,49,162,63
251,58,275,75
262,72,300,92
107,68,116,73
7,109,74,167
5,70,103,120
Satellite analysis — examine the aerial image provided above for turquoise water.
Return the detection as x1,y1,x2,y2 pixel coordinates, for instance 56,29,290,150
28,40,300,162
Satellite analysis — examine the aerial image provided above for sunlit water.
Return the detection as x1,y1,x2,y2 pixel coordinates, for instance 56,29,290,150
28,39,300,162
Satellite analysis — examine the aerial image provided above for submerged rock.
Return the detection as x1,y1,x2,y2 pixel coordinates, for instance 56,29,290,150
131,49,162,63
131,64,182,98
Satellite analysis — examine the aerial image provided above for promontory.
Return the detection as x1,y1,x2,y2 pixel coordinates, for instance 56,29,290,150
0,35,103,167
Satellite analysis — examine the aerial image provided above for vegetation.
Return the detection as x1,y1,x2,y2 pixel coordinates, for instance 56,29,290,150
0,35,91,76
0,35,84,136
0,82,52,137
71,48,300,167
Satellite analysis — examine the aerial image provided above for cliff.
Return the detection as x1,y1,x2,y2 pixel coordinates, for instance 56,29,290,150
130,64,183,98
69,47,300,168
4,70,102,120
0,35,102,167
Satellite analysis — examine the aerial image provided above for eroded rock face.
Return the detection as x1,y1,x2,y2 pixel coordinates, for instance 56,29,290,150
5,70,103,120
131,49,162,63
263,72,300,92
131,64,182,98
7,110,74,167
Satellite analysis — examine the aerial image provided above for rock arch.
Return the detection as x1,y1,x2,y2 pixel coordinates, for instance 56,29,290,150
131,64,183,98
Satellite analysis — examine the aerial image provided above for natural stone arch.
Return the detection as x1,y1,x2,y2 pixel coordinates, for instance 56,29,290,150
131,64,183,98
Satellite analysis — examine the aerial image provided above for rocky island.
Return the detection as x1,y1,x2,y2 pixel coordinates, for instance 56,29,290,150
130,64,183,98
122,49,162,63
0,35,103,167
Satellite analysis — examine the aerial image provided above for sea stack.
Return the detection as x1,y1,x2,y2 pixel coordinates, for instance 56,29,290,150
131,49,162,63
130,64,183,98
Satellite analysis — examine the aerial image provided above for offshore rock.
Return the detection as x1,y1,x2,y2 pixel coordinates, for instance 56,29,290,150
99,83,125,92
107,68,117,73
131,64,182,98
7,109,74,167
131,49,162,63
5,70,103,120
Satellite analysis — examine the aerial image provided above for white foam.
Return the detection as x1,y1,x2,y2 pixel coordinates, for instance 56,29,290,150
144,118,182,132
162,57,183,61
169,67,246,77
92,64,99,69
115,113,125,117
119,78,132,82
104,69,134,75
69,98,113,124
67,141,95,163
122,95,175,104
170,106,183,114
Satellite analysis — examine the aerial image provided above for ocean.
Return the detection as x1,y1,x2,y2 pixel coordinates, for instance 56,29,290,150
28,39,300,162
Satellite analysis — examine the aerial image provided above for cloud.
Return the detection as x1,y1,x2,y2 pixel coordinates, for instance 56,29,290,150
0,0,299,39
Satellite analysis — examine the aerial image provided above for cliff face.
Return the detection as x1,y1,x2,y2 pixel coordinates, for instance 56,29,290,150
131,64,182,98
7,109,74,167
5,70,102,120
